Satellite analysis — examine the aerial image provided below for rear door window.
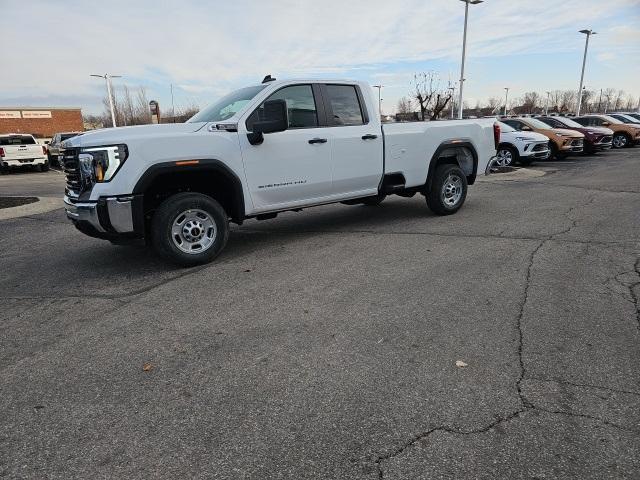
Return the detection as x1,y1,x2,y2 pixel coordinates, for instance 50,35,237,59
324,85,365,126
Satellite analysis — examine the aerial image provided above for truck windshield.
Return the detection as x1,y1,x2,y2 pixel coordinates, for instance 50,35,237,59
188,85,267,123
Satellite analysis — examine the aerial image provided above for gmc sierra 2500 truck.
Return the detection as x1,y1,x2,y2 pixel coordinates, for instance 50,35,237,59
63,77,499,266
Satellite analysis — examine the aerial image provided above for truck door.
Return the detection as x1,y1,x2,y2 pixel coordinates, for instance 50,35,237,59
239,84,333,211
321,84,383,197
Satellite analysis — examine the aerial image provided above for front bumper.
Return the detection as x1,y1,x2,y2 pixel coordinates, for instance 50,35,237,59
64,194,144,240
522,142,550,159
559,139,584,153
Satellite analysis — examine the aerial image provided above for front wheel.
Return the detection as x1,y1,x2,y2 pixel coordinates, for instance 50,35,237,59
495,146,517,167
425,164,468,216
151,192,229,267
612,133,629,149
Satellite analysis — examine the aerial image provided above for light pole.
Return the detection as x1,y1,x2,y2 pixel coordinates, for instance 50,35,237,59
503,87,510,116
373,85,383,117
545,91,551,115
448,85,456,119
576,29,596,116
91,73,121,127
457,0,483,119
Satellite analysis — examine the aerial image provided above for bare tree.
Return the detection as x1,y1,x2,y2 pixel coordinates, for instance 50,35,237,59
396,97,413,114
486,97,501,114
410,72,453,120
521,91,541,114
560,91,577,113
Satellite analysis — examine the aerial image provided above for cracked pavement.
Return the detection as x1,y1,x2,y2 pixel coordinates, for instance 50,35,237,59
1,149,639,479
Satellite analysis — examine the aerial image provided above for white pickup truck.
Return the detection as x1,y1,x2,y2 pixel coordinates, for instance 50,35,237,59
63,78,498,265
0,134,49,172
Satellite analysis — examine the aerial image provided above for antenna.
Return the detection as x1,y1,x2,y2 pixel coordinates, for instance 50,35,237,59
262,75,276,84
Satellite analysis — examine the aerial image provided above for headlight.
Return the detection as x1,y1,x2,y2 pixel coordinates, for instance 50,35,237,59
515,136,534,141
79,144,128,182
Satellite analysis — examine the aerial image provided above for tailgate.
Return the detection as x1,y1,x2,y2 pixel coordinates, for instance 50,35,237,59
3,145,43,159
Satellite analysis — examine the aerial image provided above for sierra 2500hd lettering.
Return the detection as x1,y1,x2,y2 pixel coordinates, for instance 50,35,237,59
62,77,499,266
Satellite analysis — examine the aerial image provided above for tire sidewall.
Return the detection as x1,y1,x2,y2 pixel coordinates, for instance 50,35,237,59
496,146,517,167
612,133,628,149
427,164,468,215
152,193,229,266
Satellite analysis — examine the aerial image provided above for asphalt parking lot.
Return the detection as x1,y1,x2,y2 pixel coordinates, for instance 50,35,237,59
1,149,639,479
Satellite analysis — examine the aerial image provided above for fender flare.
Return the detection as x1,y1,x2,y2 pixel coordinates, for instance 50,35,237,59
132,159,246,223
426,140,479,187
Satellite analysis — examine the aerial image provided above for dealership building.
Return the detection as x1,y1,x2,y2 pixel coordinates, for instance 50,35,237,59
0,107,83,139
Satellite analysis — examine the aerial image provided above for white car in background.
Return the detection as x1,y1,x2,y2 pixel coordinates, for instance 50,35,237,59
495,121,550,167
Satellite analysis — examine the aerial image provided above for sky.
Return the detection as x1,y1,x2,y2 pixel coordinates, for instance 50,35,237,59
1,0,639,116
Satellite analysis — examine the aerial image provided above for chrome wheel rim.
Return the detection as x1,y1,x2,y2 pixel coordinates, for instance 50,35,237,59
171,209,217,254
613,135,626,148
495,148,513,167
441,174,463,207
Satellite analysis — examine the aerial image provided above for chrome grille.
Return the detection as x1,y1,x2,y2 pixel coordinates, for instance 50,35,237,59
571,138,584,146
599,135,613,143
62,148,81,199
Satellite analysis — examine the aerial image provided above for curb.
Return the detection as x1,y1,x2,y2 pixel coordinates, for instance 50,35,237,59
0,197,62,220
477,167,547,182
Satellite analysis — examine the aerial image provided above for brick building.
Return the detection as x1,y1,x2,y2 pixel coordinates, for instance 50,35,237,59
0,107,83,139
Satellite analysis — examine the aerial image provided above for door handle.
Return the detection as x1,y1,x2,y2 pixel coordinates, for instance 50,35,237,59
308,138,327,144
361,134,378,140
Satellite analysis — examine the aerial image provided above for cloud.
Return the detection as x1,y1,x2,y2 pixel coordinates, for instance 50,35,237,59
1,0,638,113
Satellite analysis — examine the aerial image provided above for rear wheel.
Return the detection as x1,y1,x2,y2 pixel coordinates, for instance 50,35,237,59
151,192,229,266
425,164,467,215
38,161,50,172
495,146,517,167
612,132,629,149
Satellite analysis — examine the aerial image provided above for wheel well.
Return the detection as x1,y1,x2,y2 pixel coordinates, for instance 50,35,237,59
428,144,478,187
140,168,244,226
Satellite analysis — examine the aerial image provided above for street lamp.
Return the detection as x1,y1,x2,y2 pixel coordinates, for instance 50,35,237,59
576,29,596,116
373,85,383,116
503,87,510,116
545,91,551,115
457,0,483,119
448,85,456,119
90,73,122,127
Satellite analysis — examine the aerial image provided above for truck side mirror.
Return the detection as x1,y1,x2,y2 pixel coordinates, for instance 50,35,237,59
521,125,531,131
247,99,288,145
602,121,610,126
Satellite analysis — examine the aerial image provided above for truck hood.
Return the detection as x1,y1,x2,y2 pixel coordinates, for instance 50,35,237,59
65,122,207,148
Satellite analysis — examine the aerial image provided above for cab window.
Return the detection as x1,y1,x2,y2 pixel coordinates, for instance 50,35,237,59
246,84,318,131
325,85,365,126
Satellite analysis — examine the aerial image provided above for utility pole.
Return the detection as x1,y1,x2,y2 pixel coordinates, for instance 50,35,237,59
372,85,383,117
91,73,122,127
457,0,484,119
598,88,603,113
576,29,596,116
503,87,510,116
448,85,456,119
545,91,551,115
170,84,176,123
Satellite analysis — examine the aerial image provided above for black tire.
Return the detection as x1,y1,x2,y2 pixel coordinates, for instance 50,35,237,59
151,192,229,267
495,145,518,167
39,161,50,172
425,164,468,216
612,132,630,149
361,193,387,206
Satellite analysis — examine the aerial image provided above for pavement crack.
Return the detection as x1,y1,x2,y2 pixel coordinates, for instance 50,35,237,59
530,406,639,434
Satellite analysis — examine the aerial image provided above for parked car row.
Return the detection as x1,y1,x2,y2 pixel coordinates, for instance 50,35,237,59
495,113,640,166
